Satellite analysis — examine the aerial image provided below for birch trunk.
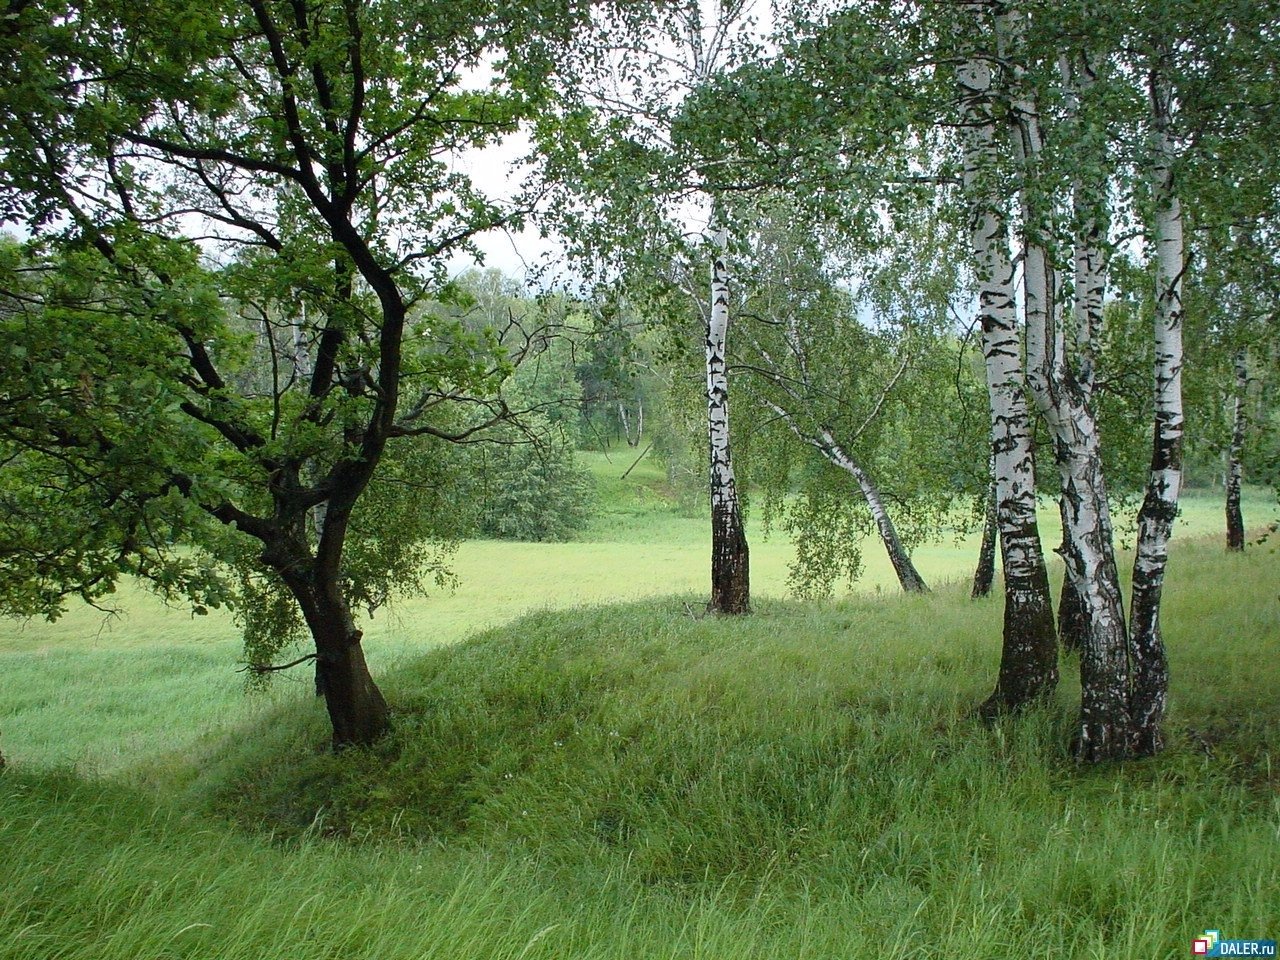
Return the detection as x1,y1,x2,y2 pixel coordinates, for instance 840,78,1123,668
1057,52,1109,656
996,10,1134,760
971,463,998,599
707,222,749,614
1226,350,1247,551
817,429,928,593
617,399,644,447
956,39,1058,717
1128,69,1185,757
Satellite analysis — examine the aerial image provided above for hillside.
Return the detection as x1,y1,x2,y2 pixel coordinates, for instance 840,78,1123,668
3,535,1274,959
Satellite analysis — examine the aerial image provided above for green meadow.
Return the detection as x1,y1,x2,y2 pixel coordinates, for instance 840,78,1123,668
1,454,1278,959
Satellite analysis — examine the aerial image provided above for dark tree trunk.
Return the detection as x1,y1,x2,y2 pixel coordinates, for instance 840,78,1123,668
971,479,998,599
1226,351,1247,552
1056,570,1087,653
302,581,390,748
275,537,390,749
1056,496,1088,653
979,521,1059,719
710,498,750,614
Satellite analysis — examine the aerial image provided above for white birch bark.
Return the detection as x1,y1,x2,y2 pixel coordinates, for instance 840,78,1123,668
762,394,928,594
1056,52,1118,650
816,428,928,593
1059,53,1106,402
1128,66,1185,756
707,220,749,613
956,19,1058,714
997,7,1131,759
618,399,644,447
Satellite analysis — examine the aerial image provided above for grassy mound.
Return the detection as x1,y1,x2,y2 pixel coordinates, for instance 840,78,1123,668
207,593,1003,869
193,542,1279,903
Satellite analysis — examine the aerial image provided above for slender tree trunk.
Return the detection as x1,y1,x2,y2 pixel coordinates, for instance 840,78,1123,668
707,221,749,614
618,400,643,448
817,429,928,593
761,398,929,595
1226,350,1247,551
957,42,1059,717
971,468,998,599
1057,103,1105,657
1056,527,1088,653
617,401,631,445
1054,434,1131,761
1128,69,1185,758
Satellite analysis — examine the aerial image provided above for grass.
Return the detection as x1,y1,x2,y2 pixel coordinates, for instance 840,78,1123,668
0,462,1277,959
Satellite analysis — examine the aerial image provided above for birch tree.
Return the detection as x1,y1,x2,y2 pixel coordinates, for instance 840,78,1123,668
1125,60,1185,757
989,4,1134,758
705,216,751,611
955,5,1059,716
735,208,965,596
1225,349,1248,551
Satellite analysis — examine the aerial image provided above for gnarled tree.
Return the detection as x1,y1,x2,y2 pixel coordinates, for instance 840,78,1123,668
0,0,584,747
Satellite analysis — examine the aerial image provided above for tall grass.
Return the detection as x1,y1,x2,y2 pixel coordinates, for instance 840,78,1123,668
3,536,1277,959
0,469,1276,959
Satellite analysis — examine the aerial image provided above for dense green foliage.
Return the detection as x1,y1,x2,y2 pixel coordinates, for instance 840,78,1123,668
0,0,611,745
469,418,595,541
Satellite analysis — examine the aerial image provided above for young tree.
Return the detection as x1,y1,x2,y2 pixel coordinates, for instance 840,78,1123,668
971,465,999,599
735,207,965,596
535,0,762,614
705,217,751,611
1125,55,1185,757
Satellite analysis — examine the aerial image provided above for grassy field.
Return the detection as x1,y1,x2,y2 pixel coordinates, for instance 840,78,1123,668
1,456,1277,959
1,452,1272,773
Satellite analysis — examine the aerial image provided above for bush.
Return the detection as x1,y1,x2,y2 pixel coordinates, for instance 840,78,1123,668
471,418,595,541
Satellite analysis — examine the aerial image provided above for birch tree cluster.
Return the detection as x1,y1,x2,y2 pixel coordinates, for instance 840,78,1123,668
545,0,1280,761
